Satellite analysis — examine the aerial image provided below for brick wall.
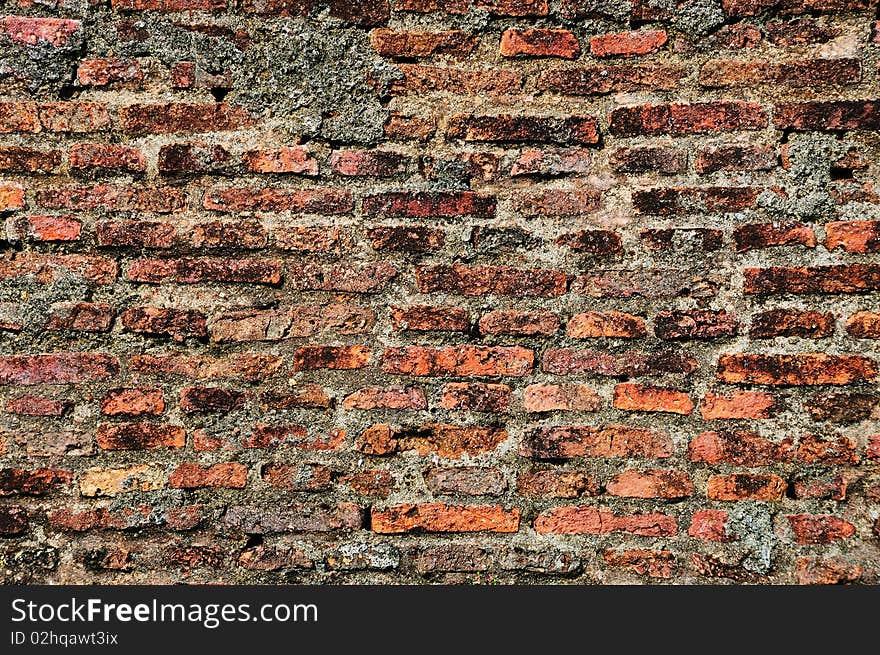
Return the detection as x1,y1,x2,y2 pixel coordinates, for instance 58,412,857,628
1,0,879,584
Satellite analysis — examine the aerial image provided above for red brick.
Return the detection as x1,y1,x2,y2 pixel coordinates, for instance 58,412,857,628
96,423,185,450
689,430,794,465
274,227,340,252
774,100,880,131
796,557,862,585
424,467,506,496
807,392,879,423
516,469,598,498
590,30,667,57
0,253,117,285
0,147,61,173
788,514,855,544
825,221,880,253
446,114,600,144
0,468,71,496
261,463,332,491
796,434,858,465
101,388,164,417
792,474,847,500
391,306,470,332
542,348,698,377
371,28,478,57
478,310,559,336
77,59,142,86
119,103,252,135
440,382,511,412
523,384,601,413
0,16,81,47
0,353,119,385
190,221,267,249
700,59,860,88
371,503,520,534
634,186,764,215
538,65,685,95
609,101,768,136
381,345,533,377
242,146,318,175
208,302,371,344
722,0,876,17
179,387,245,414
688,510,734,542
390,64,522,95
535,507,677,536
613,383,693,415
121,307,207,341
0,184,25,211
340,470,394,497
846,311,880,338
343,386,427,410
509,148,592,176
711,23,762,49
7,215,81,242
238,545,314,572
127,258,282,285
500,29,579,58
358,423,507,458
261,385,331,410
707,473,787,501
603,549,676,579
750,309,835,338
5,396,70,417
717,353,877,385
363,191,494,218
521,424,673,460
700,391,777,420
766,19,842,46
169,462,248,489
416,264,567,297
69,143,147,174
746,264,880,294
607,469,693,499
640,228,724,252
654,310,739,340
567,311,646,339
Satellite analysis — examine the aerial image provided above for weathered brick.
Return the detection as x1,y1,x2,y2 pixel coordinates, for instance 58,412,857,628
478,310,559,336
242,146,318,175
130,353,283,382
101,388,164,417
556,230,622,255
39,185,185,213
654,310,739,340
343,386,427,410
750,309,835,338
291,345,371,371
390,64,522,95
79,465,164,497
795,557,862,585
367,226,444,252
69,144,147,174
513,189,601,217
417,264,567,297
696,144,776,173
787,514,855,544
826,220,880,253
689,430,794,465
500,29,579,58
179,387,245,413
0,147,61,173
613,383,693,415
5,396,70,417
807,392,879,423
523,384,601,413
572,268,719,298
688,510,734,542
363,191,495,218
243,425,344,451
77,59,142,86
590,30,667,57
603,549,676,579
700,59,861,88
121,307,207,341
607,469,693,499
516,469,598,498
611,146,687,174
538,65,684,95
707,473,787,501
567,311,646,339
371,28,478,57
447,114,600,144
774,100,880,131
204,187,352,214
390,306,470,332
521,424,673,460
717,353,877,385
0,353,119,385
127,258,282,285
542,348,698,377
7,215,81,243
424,467,506,496
224,503,362,534
97,221,176,248
169,462,248,489
261,463,332,491
119,103,252,135
381,345,532,377
371,503,520,533
0,468,71,496
609,101,768,136
331,149,408,177
734,222,816,252
358,423,507,458
700,391,777,420
440,382,511,412
96,423,185,450
535,507,677,536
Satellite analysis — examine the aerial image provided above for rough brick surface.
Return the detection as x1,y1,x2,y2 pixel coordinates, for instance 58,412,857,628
1,1,878,587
